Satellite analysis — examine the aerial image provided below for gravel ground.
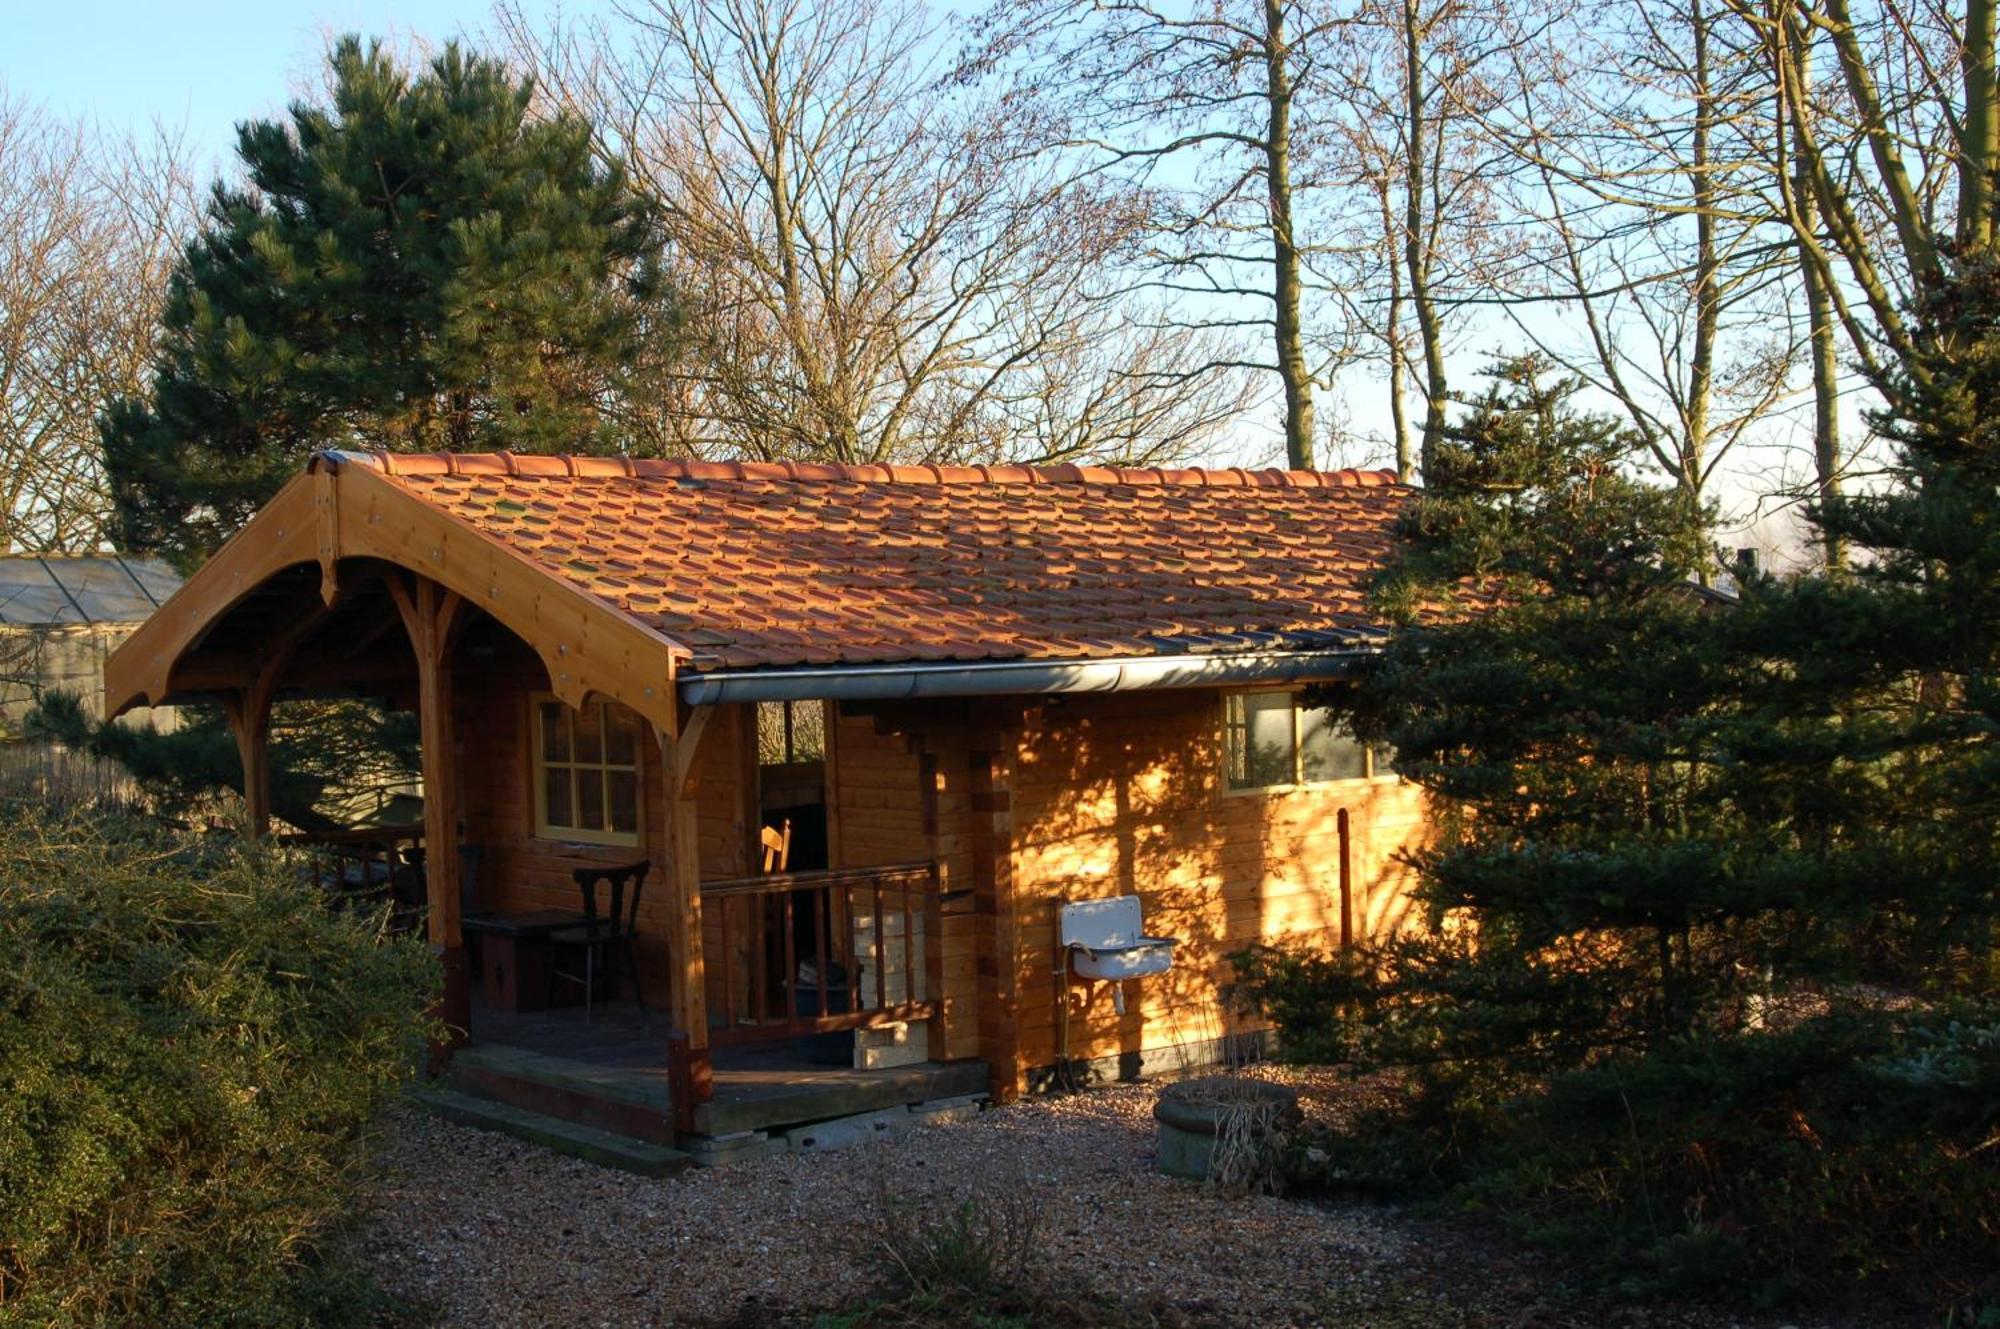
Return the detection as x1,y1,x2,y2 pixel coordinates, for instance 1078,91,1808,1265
360,1069,1860,1329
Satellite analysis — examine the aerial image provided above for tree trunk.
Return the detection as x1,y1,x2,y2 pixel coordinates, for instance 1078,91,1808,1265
1686,0,1719,575
1264,0,1316,470
1378,176,1415,482
1790,11,1845,570
1964,0,1998,251
1402,0,1449,480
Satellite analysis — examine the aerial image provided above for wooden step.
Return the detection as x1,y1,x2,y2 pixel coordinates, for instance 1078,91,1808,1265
447,1045,674,1144
411,1086,692,1178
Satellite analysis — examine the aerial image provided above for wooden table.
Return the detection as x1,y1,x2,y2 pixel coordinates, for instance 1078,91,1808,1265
464,909,589,1012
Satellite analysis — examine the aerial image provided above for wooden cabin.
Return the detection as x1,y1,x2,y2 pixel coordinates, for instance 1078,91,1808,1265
103,451,1429,1155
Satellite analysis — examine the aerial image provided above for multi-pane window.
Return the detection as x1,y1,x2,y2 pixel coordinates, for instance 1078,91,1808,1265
756,699,826,767
1223,689,1390,792
534,698,642,845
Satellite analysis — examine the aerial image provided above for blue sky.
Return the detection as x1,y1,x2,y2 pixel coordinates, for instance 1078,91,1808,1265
0,0,1815,553
2,0,555,168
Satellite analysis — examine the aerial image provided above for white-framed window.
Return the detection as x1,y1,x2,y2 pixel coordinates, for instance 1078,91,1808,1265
533,696,643,846
1223,689,1391,792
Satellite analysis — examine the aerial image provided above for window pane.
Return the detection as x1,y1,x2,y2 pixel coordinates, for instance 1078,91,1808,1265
1371,743,1398,778
574,703,604,765
604,704,637,766
757,701,787,765
789,701,826,762
544,766,573,828
540,703,569,762
608,770,639,835
578,767,605,830
1301,705,1367,782
1229,691,1296,790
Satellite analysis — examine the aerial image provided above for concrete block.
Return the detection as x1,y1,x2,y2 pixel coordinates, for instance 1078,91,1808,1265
687,1129,787,1167
908,1095,984,1126
854,1021,931,1071
783,1106,913,1152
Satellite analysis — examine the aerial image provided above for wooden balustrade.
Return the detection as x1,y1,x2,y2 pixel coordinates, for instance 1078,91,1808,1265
280,825,426,929
700,861,940,1046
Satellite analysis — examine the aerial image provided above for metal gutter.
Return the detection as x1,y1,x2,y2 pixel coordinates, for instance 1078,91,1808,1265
676,645,1382,705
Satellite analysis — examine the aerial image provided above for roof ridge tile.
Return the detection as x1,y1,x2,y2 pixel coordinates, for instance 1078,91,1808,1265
310,449,1403,489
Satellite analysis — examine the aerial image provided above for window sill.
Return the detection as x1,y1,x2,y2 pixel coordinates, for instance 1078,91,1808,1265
532,830,644,851
1220,774,1400,801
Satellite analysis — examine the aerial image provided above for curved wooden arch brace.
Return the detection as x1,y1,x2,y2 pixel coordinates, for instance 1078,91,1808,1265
106,477,323,720
104,460,688,734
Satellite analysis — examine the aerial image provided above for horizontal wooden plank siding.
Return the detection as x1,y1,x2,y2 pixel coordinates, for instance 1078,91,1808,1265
825,707,981,1065
1002,688,1428,1093
454,627,750,1012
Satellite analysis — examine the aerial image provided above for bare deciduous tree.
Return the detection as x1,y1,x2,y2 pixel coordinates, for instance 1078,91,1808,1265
0,93,193,551
503,0,1246,468
961,0,1376,471
1739,0,1991,392
1476,0,1801,541
1318,0,1533,479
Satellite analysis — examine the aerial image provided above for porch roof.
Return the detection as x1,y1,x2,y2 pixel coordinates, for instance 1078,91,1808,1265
336,450,1411,672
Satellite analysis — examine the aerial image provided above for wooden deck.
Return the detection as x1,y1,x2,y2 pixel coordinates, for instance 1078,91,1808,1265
461,996,988,1139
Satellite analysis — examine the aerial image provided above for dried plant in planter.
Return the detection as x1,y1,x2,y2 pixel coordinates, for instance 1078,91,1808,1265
1160,1075,1304,1197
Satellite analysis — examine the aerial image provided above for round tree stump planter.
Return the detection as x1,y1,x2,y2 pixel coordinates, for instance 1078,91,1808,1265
1152,1076,1303,1182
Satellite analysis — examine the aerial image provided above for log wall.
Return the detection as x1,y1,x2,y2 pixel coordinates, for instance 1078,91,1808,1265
450,631,1430,1090
822,706,983,1062
1001,688,1428,1091
453,630,750,1009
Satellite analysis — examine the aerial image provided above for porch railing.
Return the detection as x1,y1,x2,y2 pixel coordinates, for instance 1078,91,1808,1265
701,861,941,1046
281,826,426,929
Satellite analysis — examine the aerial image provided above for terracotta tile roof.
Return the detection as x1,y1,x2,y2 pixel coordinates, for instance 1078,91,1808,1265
328,451,1412,672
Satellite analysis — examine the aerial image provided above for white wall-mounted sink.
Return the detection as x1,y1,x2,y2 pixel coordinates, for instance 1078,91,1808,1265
1060,895,1177,981
1069,938,1177,981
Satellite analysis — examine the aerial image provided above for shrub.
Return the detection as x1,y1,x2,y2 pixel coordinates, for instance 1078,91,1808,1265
0,808,436,1327
869,1175,1044,1305
826,1176,1151,1328
1262,993,2000,1314
1477,1011,2000,1311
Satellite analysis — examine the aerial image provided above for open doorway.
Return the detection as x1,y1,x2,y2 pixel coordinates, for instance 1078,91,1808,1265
754,700,849,1058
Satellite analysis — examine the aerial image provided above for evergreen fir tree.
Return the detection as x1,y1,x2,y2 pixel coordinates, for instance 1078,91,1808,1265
102,36,671,565
1237,353,1999,1304
1313,356,1753,1083
1749,251,2000,993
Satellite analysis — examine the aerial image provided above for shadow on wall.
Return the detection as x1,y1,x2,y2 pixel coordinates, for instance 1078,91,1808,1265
1009,688,1429,1086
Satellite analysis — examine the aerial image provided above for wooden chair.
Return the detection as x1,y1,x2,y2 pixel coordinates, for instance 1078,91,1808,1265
547,860,650,1021
760,820,792,873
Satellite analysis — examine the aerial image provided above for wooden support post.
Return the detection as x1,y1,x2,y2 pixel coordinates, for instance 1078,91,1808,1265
222,690,273,837
1337,807,1353,951
969,744,1022,1103
389,574,469,1064
918,748,952,1061
658,703,715,1131
220,593,345,839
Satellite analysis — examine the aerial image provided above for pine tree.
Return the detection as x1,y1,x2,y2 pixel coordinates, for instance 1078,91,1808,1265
1749,251,2000,993
1319,355,1752,1085
1237,353,2000,1304
102,36,671,565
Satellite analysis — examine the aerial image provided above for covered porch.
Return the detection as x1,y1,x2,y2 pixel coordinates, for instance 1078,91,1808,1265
101,454,984,1153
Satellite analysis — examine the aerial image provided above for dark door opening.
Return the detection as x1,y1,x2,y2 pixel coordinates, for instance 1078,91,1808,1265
754,702,846,1053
